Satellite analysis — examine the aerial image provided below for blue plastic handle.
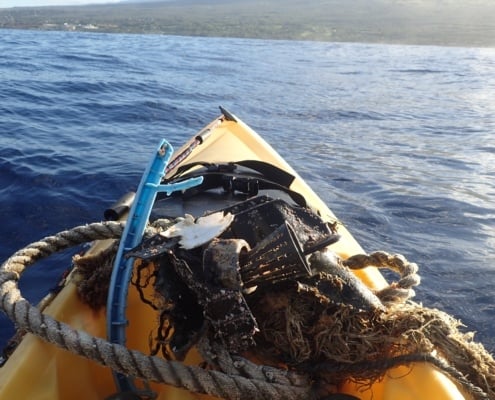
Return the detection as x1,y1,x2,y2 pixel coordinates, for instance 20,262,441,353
106,139,203,393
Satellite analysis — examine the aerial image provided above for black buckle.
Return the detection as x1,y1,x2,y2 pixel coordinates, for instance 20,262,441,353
222,176,259,196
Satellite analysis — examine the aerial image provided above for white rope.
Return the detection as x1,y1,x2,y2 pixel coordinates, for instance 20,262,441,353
343,251,421,305
0,221,310,400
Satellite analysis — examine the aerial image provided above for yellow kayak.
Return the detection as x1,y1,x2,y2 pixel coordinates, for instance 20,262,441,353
0,109,490,400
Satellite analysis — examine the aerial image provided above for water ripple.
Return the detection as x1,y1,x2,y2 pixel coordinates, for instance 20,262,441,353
0,30,494,352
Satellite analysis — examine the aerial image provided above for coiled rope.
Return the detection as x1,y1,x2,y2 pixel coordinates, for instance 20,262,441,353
2,221,490,400
343,251,421,305
0,221,310,400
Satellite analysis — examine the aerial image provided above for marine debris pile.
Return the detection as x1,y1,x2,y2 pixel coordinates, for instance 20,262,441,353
1,190,494,398
72,195,495,399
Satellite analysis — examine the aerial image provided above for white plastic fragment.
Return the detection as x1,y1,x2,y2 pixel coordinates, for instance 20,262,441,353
160,211,234,249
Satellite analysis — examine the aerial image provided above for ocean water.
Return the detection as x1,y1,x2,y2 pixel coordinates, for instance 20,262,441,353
1,29,494,355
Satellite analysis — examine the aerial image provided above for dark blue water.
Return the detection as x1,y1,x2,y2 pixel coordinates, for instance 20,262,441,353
1,29,494,353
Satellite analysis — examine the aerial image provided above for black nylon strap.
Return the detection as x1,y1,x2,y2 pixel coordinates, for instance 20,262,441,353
171,160,295,188
166,160,306,207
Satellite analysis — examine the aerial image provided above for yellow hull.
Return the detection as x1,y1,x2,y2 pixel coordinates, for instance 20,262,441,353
0,112,469,400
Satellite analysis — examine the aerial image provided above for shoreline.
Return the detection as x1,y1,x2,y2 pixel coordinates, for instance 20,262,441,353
1,0,495,48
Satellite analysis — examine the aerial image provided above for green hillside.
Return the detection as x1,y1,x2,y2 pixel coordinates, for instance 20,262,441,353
1,0,494,47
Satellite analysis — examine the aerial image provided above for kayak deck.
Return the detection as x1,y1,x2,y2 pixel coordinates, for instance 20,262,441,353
0,110,472,400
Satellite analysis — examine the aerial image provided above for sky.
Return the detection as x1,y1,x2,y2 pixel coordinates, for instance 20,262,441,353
1,0,120,7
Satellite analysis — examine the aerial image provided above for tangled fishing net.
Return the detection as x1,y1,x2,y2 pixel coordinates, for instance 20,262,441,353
73,242,118,310
72,199,495,400
250,285,495,397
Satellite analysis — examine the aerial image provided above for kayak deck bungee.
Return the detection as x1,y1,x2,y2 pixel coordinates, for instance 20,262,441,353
0,108,494,400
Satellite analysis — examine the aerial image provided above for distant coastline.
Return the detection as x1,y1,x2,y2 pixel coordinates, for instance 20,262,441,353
1,0,495,48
